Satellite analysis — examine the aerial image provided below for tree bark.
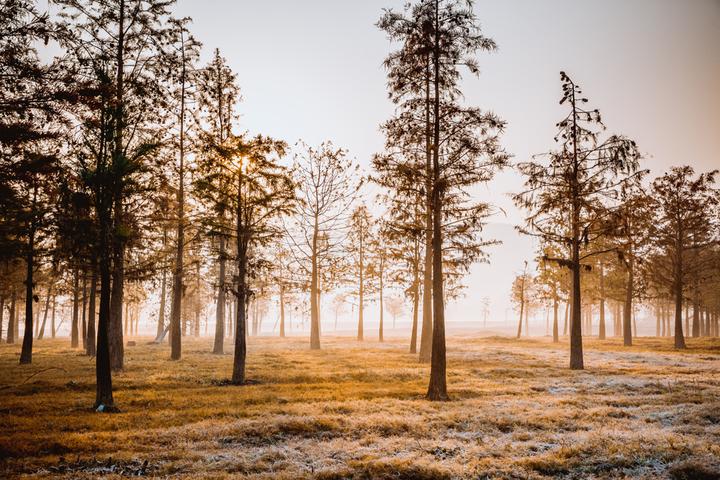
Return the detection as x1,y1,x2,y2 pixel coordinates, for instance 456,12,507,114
19,210,36,364
427,2,449,400
409,250,420,353
310,220,321,350
157,232,168,342
552,297,559,343
87,269,97,356
279,284,285,338
213,235,226,354
623,260,633,346
419,53,433,364
357,234,364,341
170,32,187,360
37,283,52,340
673,235,686,349
598,263,606,340
378,260,384,343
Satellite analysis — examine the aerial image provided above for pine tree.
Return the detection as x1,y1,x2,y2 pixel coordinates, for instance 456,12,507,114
515,72,642,369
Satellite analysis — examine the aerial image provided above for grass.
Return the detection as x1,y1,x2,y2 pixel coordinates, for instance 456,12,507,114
1,335,719,479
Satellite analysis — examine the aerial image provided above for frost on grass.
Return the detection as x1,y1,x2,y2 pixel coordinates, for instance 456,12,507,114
1,336,719,479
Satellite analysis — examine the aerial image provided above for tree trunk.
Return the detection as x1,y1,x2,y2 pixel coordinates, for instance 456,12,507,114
0,296,3,342
81,273,87,350
516,292,524,338
598,263,606,340
51,295,56,339
232,250,248,384
692,283,700,338
552,297,559,343
170,32,187,359
427,4,449,400
310,221,321,350
378,263,384,343
279,284,285,338
87,269,97,356
157,243,167,341
19,216,36,364
38,283,52,340
419,53,433,364
213,235,226,354
108,0,127,372
623,261,633,346
357,236,364,341
409,253,420,353
95,210,114,409
673,242,686,348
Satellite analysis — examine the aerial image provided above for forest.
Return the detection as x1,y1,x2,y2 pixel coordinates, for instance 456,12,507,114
1,0,719,478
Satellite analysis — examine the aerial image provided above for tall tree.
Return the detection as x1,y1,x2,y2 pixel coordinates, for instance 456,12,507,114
194,48,238,356
287,142,361,350
648,166,718,349
165,18,200,360
197,133,293,383
347,205,374,341
515,72,642,370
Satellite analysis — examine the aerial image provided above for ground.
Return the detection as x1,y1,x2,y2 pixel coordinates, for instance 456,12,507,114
1,335,719,479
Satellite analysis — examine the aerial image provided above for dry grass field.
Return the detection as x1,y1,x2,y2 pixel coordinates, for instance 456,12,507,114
1,335,719,479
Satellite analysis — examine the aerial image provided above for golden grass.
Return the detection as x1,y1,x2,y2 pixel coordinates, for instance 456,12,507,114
1,335,719,479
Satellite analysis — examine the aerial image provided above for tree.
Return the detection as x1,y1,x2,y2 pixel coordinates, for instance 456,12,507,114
0,0,67,365
378,0,507,400
56,0,177,372
608,181,653,346
512,261,530,338
194,48,239,356
515,72,642,370
648,166,718,349
197,133,293,383
347,205,374,341
165,19,200,360
287,142,361,350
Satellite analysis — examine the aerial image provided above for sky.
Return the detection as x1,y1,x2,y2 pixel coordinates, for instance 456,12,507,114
42,0,720,334
165,0,720,332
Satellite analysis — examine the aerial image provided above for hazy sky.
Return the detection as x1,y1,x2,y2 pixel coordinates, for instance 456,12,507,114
41,0,720,332
165,0,719,330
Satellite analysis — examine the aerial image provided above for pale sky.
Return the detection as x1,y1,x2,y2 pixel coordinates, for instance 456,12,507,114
168,0,719,331
42,0,720,334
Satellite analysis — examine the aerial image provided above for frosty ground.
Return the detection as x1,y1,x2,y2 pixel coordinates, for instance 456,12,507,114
1,336,719,479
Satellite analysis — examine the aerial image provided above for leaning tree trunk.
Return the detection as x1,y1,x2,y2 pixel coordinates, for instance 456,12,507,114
516,291,524,338
37,283,53,340
7,291,15,344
